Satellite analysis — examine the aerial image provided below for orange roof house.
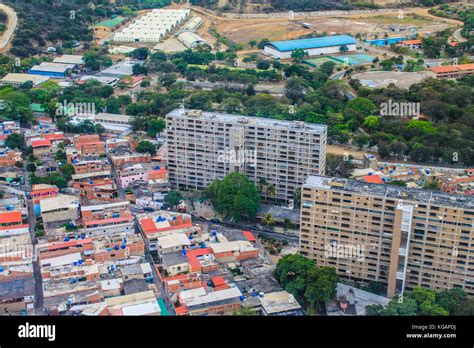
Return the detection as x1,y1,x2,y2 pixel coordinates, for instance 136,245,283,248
31,139,51,148
242,231,257,243
363,175,384,184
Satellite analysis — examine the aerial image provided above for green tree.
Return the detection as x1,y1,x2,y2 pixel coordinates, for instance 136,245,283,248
291,49,308,62
60,164,75,181
363,116,380,134
206,172,260,223
304,266,339,310
164,190,183,208
26,163,36,173
262,213,276,228
232,306,258,316
136,140,157,156
5,133,26,151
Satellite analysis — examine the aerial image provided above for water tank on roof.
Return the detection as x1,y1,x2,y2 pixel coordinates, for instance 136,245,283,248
182,249,187,256
6,205,13,211
73,262,78,266
106,247,112,252
81,233,86,239
114,245,119,251
189,235,193,240
0,267,4,272
153,166,160,170
112,213,120,218
121,244,126,249
64,237,70,242
123,238,127,243
211,231,217,236
78,259,83,264
172,216,176,220
239,295,245,301
89,180,94,184
75,235,79,240
368,172,373,176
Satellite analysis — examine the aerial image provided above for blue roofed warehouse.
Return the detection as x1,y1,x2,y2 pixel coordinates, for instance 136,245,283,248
263,35,357,59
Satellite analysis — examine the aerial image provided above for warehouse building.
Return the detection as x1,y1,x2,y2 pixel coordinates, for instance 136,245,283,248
0,73,50,87
177,32,208,49
113,9,190,43
264,35,357,59
93,17,126,33
182,16,203,32
29,62,75,78
53,55,85,68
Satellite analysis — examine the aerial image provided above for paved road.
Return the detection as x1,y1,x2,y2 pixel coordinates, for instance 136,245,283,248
453,27,467,43
192,215,299,244
21,164,45,314
0,4,17,51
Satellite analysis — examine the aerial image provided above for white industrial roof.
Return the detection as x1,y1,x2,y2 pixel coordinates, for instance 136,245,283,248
178,32,207,48
1,73,50,86
31,62,75,73
53,55,84,65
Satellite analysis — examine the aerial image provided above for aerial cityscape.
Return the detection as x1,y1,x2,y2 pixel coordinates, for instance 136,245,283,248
0,0,472,329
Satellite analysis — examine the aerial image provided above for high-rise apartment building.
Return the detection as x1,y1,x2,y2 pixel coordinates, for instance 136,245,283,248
299,175,474,297
166,109,327,202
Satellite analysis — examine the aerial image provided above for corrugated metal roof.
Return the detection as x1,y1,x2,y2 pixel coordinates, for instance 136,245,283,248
268,35,356,52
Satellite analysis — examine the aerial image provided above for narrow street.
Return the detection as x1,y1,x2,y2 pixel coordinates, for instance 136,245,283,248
111,159,175,314
22,163,45,314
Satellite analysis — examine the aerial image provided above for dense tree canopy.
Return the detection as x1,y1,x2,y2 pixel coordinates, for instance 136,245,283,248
206,172,260,223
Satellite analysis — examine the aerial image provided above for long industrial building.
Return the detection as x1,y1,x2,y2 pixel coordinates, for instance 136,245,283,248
299,175,474,297
166,109,327,202
113,9,190,43
264,35,357,59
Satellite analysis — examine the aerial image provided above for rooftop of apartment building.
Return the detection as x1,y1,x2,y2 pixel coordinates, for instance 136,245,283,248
167,108,327,133
304,175,474,209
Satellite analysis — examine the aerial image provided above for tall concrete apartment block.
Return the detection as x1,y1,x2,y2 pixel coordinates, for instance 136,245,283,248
299,176,474,297
166,109,327,202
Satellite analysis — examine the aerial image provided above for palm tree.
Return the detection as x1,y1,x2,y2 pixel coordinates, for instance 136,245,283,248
263,213,276,228
266,184,276,197
258,178,267,193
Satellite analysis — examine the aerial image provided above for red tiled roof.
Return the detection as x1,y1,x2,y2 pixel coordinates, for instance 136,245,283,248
400,39,422,45
85,215,134,227
43,133,65,141
429,64,474,74
0,211,22,224
363,175,384,184
242,230,256,242
174,306,188,315
187,248,213,271
47,238,93,251
31,138,51,148
211,276,226,287
139,218,158,234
